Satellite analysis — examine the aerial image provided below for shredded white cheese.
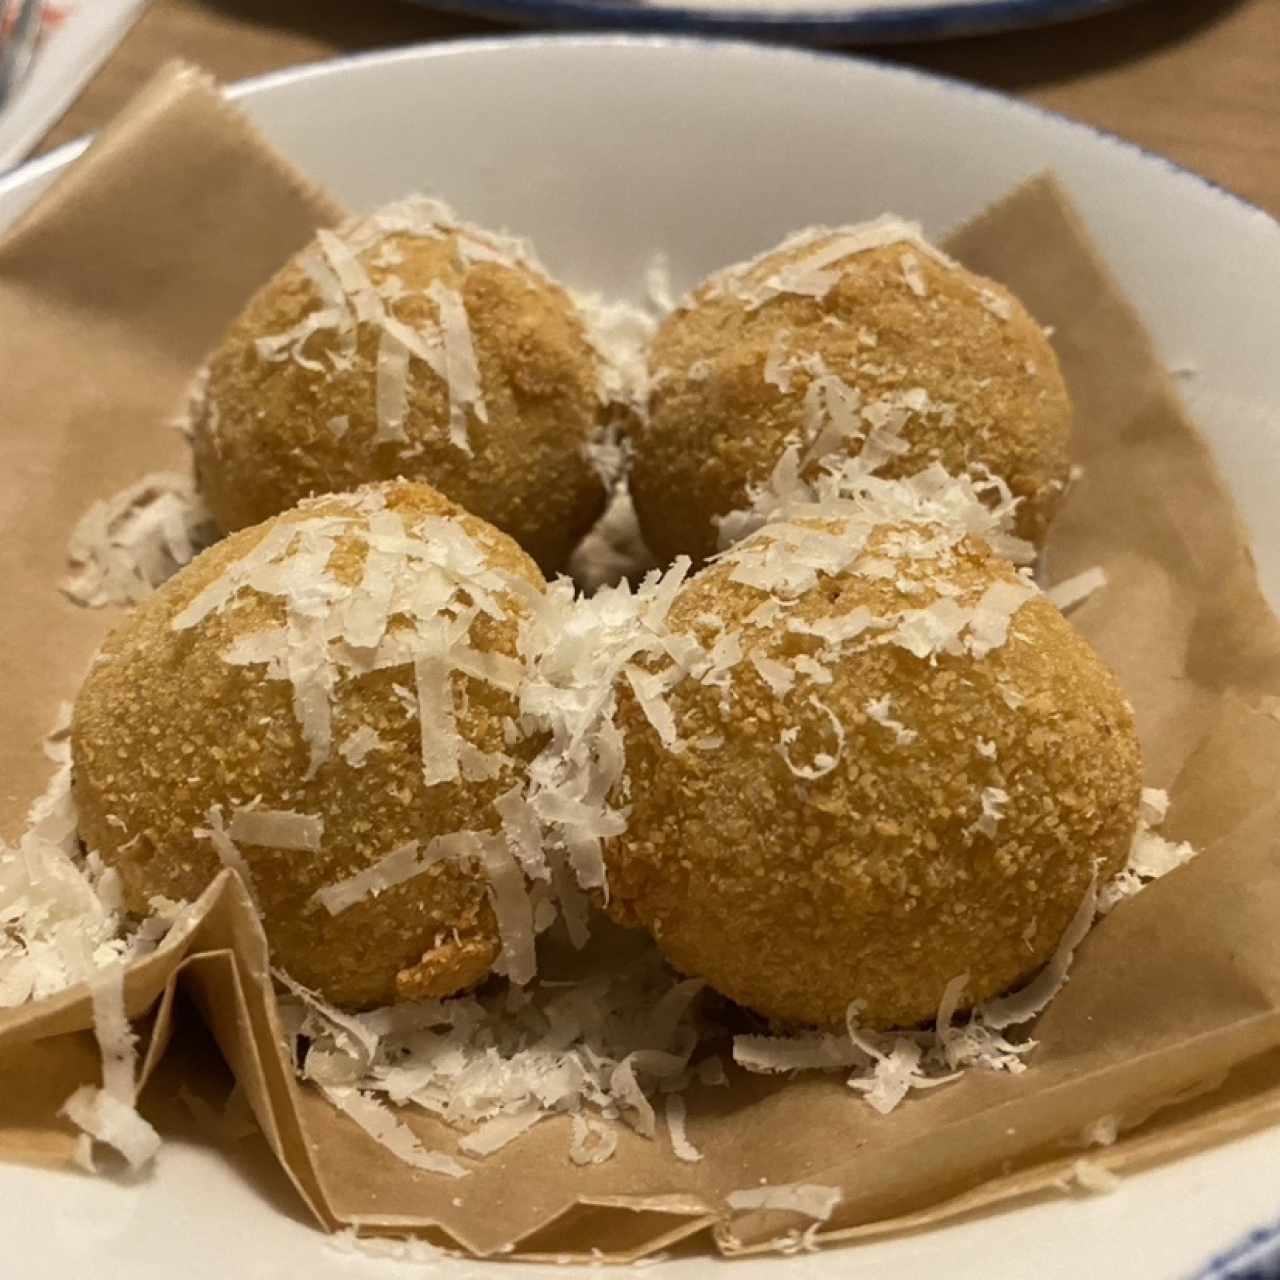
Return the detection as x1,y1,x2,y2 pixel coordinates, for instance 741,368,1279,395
1,743,189,1010
864,695,917,746
706,216,955,312
311,835,479,916
322,1085,468,1178
62,472,215,609
59,962,161,1172
278,938,705,1171
726,1183,842,1221
899,251,928,298
1046,566,1108,612
227,808,324,852
338,725,386,768
665,1094,702,1164
425,279,485,454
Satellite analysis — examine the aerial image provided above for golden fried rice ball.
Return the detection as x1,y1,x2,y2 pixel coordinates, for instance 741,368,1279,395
606,520,1140,1029
191,200,611,573
632,226,1071,564
72,479,545,1008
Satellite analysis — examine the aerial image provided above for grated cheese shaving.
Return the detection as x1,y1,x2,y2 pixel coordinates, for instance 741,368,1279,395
645,250,676,315
1046,566,1108,612
569,1114,618,1165
977,287,1014,321
1098,798,1198,915
665,1094,702,1163
478,834,536,986
59,962,161,1172
762,330,795,392
227,808,323,852
193,804,261,910
751,654,796,699
426,279,486,454
726,1183,842,1221
338,725,386,768
979,872,1098,1030
899,251,928,298
864,695,917,746
311,835,479,916
415,655,461,786
572,289,656,415
322,1085,468,1178
970,786,1009,839
329,1229,454,1264
708,216,955,312
373,328,412,444
777,696,845,781
611,1055,657,1137
60,1086,161,1173
280,936,703,1169
733,1033,859,1074
458,1108,544,1156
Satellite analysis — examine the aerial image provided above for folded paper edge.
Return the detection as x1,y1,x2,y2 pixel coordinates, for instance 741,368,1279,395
0,59,344,257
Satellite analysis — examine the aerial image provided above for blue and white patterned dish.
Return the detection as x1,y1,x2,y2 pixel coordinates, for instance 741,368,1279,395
408,0,1135,43
1190,1217,1280,1280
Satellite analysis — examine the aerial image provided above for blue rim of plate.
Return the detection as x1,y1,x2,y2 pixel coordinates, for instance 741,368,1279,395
403,0,1132,43
1189,1215,1280,1280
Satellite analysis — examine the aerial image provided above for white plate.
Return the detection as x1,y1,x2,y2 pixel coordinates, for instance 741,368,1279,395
0,36,1277,1280
395,0,1135,46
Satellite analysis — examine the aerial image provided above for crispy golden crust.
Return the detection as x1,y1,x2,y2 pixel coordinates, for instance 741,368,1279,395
606,528,1140,1029
71,480,545,1008
632,240,1071,564
192,229,607,573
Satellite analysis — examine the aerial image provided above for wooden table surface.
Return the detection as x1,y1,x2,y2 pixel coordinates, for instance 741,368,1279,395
35,0,1280,217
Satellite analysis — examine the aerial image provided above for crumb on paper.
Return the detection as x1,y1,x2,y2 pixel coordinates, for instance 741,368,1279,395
1068,1157,1121,1195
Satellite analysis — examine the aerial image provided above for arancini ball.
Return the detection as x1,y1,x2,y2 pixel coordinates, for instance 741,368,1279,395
72,479,547,1008
632,218,1071,565
191,198,619,574
605,497,1140,1029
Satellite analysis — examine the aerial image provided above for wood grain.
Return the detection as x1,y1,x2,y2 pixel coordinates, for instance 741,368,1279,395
31,0,1280,217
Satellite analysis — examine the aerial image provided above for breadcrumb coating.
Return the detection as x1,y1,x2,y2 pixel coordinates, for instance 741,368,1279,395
72,480,545,1008
192,217,607,573
606,522,1140,1028
633,236,1070,564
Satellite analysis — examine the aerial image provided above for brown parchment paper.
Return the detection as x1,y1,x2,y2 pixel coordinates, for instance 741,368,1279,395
1,61,1279,1263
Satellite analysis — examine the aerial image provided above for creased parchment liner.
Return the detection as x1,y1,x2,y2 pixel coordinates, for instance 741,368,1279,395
1,62,1278,1263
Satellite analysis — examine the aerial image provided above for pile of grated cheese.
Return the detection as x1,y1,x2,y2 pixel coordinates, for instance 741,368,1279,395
0,716,191,1010
277,929,716,1175
61,471,217,609
1,718,196,1172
